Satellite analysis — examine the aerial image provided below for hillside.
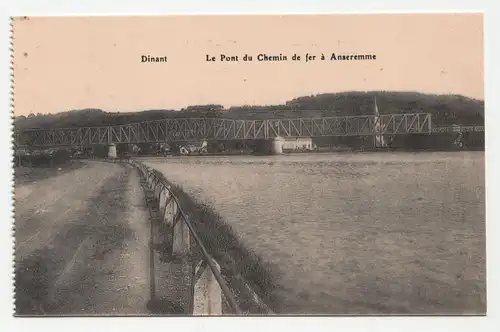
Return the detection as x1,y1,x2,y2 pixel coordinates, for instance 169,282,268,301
14,91,484,131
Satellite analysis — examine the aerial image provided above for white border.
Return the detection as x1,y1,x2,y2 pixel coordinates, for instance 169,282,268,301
1,1,498,331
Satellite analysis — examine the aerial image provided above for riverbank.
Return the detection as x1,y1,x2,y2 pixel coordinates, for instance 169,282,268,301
129,146,484,159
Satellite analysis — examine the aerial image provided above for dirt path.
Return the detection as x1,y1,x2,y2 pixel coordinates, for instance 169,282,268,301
15,161,152,315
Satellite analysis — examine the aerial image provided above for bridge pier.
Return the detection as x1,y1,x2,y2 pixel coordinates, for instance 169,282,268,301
107,143,117,159
253,137,285,155
271,137,285,154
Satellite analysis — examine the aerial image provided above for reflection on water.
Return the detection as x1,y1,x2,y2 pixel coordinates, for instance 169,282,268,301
141,152,485,314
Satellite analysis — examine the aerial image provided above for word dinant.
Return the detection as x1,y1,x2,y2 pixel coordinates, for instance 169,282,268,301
141,55,168,63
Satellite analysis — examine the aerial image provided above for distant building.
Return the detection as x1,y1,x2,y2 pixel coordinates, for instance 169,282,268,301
14,148,30,157
282,137,314,151
179,140,208,155
131,144,142,154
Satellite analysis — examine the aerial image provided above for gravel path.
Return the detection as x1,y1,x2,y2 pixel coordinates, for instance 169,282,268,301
15,161,152,315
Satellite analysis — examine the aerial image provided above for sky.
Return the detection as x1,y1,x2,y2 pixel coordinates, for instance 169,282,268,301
12,14,484,116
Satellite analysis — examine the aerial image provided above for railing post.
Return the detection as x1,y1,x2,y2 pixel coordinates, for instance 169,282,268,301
159,187,166,215
154,180,161,200
192,259,223,315
172,213,191,256
164,196,177,227
171,212,193,314
148,173,154,189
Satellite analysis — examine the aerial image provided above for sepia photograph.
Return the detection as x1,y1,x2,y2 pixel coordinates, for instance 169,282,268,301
12,14,485,316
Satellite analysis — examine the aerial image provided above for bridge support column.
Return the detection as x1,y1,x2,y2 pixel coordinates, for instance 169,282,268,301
107,143,117,159
254,137,285,155
271,136,285,155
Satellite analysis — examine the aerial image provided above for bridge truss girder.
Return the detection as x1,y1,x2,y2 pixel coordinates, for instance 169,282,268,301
17,113,433,147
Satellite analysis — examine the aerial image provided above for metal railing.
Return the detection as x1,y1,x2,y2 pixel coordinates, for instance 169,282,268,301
118,158,242,315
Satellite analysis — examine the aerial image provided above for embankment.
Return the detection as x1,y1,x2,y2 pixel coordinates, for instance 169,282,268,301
147,167,280,314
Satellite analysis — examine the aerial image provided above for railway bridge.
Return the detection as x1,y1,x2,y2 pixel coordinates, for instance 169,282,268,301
15,112,483,149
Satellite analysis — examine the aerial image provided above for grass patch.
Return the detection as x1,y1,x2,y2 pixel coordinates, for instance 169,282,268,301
148,168,280,314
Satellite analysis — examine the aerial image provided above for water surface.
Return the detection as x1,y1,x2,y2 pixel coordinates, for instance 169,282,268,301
141,152,485,314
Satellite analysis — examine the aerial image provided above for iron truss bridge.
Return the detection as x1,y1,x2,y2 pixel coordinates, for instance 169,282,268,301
14,113,480,147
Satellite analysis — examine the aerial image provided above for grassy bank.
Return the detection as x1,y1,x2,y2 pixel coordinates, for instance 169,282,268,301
149,168,279,314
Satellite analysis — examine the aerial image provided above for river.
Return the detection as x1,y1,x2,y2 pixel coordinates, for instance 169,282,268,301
140,152,485,314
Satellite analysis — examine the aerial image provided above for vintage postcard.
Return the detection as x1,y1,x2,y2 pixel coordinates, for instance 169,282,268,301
12,14,485,316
